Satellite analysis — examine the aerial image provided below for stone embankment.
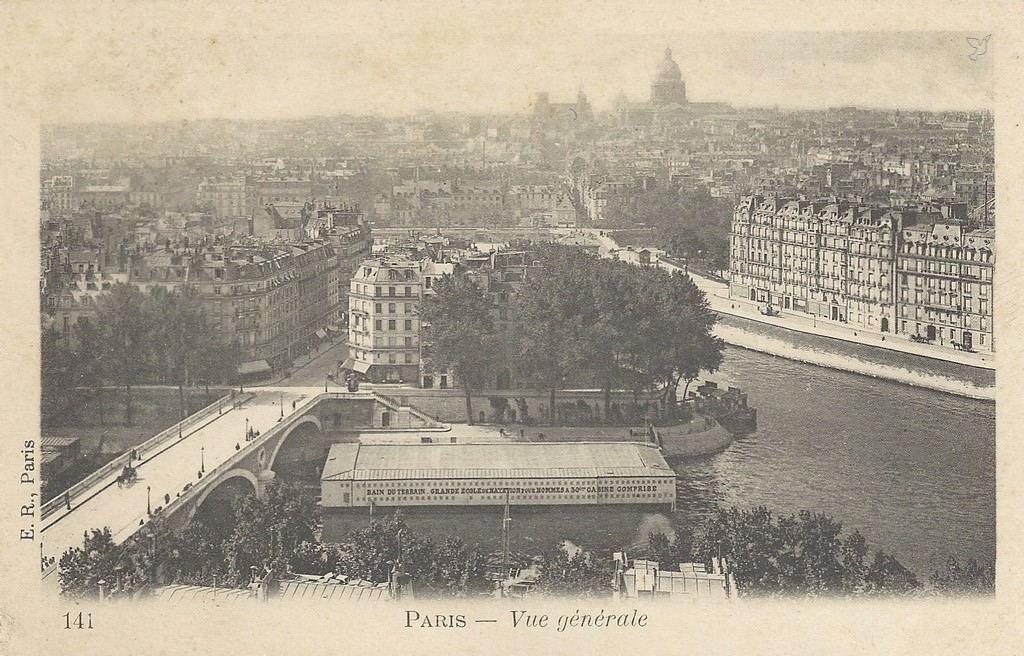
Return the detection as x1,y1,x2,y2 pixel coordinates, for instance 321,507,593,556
714,321,995,401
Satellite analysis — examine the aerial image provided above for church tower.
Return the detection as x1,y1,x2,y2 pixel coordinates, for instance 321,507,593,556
650,47,687,105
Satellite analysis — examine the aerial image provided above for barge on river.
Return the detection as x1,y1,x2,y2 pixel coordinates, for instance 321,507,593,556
690,381,758,435
320,442,676,510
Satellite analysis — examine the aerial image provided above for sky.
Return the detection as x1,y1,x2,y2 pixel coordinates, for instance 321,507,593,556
4,2,998,123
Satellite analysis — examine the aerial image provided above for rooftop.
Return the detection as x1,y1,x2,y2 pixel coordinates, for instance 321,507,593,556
321,442,673,481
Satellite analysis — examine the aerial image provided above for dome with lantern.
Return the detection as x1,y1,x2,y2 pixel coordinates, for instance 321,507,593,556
650,47,687,105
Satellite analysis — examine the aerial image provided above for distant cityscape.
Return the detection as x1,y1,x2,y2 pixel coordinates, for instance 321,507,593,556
41,46,994,375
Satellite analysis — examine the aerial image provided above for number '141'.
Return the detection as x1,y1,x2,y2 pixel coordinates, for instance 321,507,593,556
63,612,93,629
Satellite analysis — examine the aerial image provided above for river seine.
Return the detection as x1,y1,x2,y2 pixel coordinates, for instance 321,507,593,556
322,346,996,581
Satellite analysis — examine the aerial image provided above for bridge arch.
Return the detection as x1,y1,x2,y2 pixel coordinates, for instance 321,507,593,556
267,414,323,474
187,468,259,524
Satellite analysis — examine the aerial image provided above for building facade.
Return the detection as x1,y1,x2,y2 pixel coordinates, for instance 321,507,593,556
197,177,248,218
896,220,994,351
347,257,423,384
729,195,994,352
131,241,344,370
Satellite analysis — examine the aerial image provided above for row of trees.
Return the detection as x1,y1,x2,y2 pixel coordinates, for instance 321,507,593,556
42,283,240,426
58,488,994,599
642,506,994,598
58,483,494,599
603,185,734,276
419,244,724,424
58,481,319,598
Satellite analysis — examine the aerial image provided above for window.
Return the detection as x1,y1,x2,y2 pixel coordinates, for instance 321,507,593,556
389,286,395,297
388,302,396,314
374,319,382,331
405,320,412,330
375,286,382,296
425,277,432,289
405,353,413,364
405,336,413,347
374,303,382,313
388,320,396,330
405,286,412,297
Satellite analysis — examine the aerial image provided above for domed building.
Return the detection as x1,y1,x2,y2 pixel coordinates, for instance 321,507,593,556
650,47,687,106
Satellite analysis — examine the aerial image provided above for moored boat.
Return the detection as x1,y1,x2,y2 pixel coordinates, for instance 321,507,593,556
690,381,758,435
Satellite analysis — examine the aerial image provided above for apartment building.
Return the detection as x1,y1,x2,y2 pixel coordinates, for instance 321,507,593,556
347,257,424,384
730,195,994,352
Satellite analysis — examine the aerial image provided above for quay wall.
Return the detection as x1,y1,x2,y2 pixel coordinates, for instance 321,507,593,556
362,388,660,424
657,418,734,459
714,319,995,401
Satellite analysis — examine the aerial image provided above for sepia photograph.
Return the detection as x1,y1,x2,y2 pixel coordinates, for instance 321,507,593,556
2,1,1021,654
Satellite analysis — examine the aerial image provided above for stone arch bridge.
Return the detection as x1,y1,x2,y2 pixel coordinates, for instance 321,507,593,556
40,387,442,582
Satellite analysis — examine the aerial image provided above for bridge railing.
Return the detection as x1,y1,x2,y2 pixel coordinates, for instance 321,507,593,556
160,393,312,520
42,391,246,520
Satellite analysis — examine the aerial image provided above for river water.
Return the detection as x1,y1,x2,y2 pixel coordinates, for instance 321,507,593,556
674,346,996,579
321,346,996,581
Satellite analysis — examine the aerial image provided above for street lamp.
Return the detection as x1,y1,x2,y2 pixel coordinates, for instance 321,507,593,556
245,417,249,442
325,374,329,393
201,445,205,473
280,392,284,419
146,485,151,516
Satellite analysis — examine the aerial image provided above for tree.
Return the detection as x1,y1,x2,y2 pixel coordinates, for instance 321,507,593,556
222,480,320,586
533,543,613,597
145,286,217,422
419,272,497,424
588,261,640,416
420,536,490,597
194,339,242,395
73,317,107,427
690,506,919,597
290,540,340,576
603,185,733,274
147,519,229,587
58,528,118,598
332,513,428,584
511,244,723,424
619,268,723,416
929,556,994,595
331,514,489,597
865,549,920,594
658,271,724,413
41,326,75,420
644,526,695,570
94,284,151,426
58,527,151,599
515,245,600,423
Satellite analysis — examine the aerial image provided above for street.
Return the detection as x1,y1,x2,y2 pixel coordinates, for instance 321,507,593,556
276,338,349,387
